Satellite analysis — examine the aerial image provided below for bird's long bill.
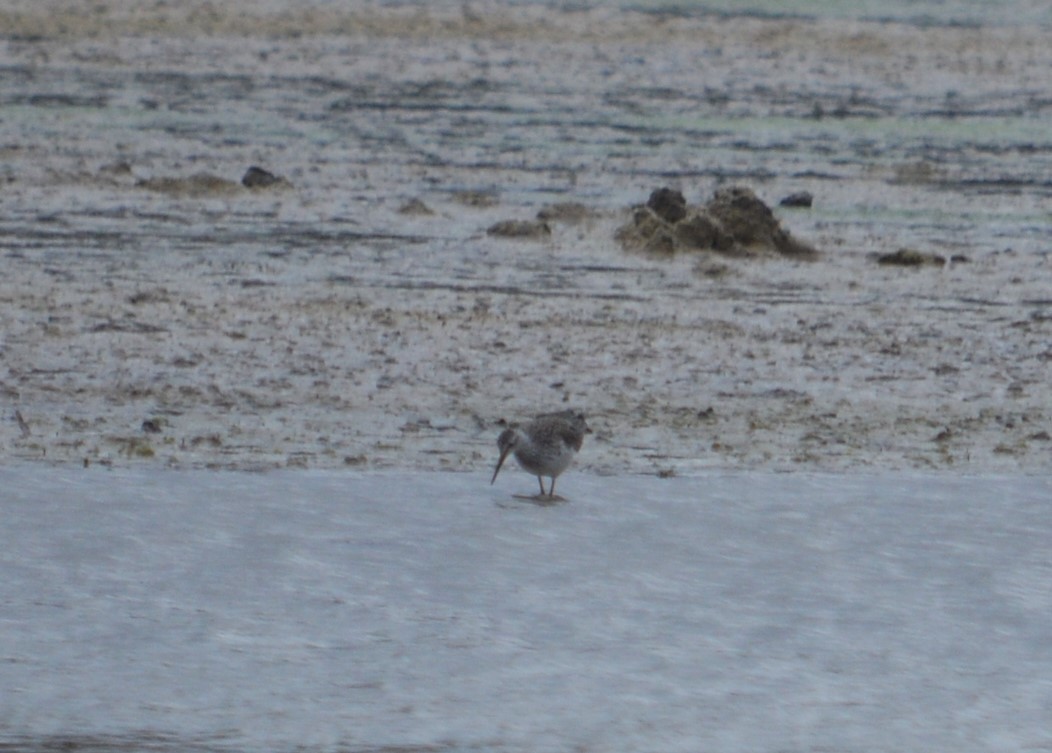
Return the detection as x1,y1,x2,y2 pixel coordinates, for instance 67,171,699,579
491,445,513,484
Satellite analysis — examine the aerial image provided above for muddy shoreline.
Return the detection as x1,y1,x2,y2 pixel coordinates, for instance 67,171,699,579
2,2,1050,473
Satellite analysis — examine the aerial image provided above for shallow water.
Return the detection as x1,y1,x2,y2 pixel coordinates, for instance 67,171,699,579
1,1,1051,473
2,467,1051,752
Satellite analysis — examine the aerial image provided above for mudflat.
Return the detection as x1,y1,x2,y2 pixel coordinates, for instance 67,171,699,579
2,2,1050,472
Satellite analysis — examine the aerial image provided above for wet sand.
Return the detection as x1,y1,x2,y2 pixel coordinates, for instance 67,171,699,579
2,1,1050,473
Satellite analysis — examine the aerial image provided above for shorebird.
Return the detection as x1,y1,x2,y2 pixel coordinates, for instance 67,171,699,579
490,410,590,500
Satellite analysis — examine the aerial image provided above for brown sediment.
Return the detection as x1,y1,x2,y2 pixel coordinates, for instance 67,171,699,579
137,173,242,197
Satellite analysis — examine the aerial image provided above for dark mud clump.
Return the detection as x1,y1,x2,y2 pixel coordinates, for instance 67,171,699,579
646,187,688,223
780,191,814,208
487,219,552,240
241,166,291,190
616,186,820,259
875,248,946,266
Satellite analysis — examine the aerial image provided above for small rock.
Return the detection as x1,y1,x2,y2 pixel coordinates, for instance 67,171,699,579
876,248,945,266
241,166,289,189
779,191,813,208
646,187,687,223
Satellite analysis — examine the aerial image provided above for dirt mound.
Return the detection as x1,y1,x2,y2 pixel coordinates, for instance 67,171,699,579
616,186,820,259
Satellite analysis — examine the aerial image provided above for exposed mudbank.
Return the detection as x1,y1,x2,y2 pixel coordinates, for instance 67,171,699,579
2,2,1051,473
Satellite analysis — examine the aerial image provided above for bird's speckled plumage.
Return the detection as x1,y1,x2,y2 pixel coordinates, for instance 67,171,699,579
490,410,590,498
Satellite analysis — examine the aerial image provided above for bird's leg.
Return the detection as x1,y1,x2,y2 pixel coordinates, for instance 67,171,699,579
548,477,557,498
537,476,546,496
